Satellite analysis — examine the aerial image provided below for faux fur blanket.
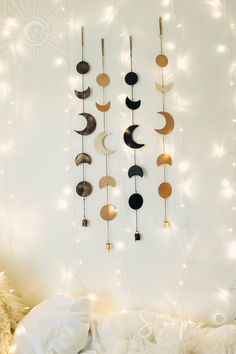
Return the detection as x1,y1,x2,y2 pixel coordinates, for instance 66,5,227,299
0,272,28,354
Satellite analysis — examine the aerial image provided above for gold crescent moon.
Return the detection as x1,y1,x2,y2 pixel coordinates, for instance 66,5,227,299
95,101,111,112
158,182,172,199
155,82,174,93
100,204,117,221
155,111,175,135
94,132,115,155
156,154,172,167
99,176,116,189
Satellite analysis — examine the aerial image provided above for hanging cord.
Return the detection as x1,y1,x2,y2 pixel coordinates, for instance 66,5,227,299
80,26,86,221
159,17,168,225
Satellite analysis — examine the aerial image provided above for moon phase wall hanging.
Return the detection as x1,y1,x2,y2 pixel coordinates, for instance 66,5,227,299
123,36,144,241
94,38,117,251
75,27,96,227
155,17,174,228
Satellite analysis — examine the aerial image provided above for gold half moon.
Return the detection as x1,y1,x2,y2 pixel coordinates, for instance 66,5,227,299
96,73,110,87
100,204,117,221
158,182,172,199
156,154,172,167
156,54,168,68
155,82,174,93
94,132,115,155
95,101,111,112
99,176,116,189
155,111,175,135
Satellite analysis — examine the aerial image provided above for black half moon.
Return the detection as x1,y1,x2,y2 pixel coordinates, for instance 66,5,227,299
123,125,145,149
128,165,144,178
75,113,96,136
75,87,91,100
75,153,92,166
125,71,138,85
128,193,143,210
76,61,90,74
76,181,92,197
125,97,141,110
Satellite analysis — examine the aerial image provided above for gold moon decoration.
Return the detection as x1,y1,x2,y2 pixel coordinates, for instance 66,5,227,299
96,73,110,87
155,111,175,135
99,176,116,189
95,101,111,112
158,182,172,199
74,87,91,100
156,153,172,167
155,82,174,93
75,153,92,166
94,132,115,155
100,204,117,221
156,54,168,68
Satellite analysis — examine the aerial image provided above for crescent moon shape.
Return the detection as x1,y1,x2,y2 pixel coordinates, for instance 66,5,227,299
75,113,96,136
75,153,92,166
99,176,116,189
95,101,111,112
74,87,91,100
125,97,141,110
123,125,145,149
158,182,172,199
155,82,174,93
156,154,172,167
155,111,175,135
94,132,115,155
128,165,144,178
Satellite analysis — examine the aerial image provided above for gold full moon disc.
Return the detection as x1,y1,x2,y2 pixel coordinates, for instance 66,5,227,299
156,54,168,68
158,182,172,199
100,204,117,221
96,73,110,87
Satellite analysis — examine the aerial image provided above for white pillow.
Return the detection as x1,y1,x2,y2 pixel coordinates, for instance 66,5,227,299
13,295,91,354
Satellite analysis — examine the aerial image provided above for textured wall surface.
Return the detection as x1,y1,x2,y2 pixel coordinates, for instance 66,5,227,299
0,0,236,325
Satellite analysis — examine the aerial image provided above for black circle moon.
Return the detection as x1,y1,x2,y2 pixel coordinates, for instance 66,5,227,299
128,193,143,210
76,61,90,74
76,181,92,197
125,71,138,85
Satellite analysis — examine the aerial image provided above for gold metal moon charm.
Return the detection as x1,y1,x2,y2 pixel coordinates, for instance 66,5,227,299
100,204,117,221
96,73,110,87
155,82,174,93
155,111,175,135
156,54,168,68
156,153,172,166
99,176,116,189
95,101,111,112
158,182,172,199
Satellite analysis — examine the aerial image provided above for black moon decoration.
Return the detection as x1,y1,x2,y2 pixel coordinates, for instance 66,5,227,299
125,97,141,110
76,60,90,74
128,165,144,178
76,181,92,197
75,113,96,136
123,125,145,149
74,87,91,100
128,193,143,210
125,71,138,86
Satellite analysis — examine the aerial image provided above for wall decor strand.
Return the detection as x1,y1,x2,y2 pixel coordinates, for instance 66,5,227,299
155,17,174,228
95,38,117,251
123,36,144,241
74,27,96,227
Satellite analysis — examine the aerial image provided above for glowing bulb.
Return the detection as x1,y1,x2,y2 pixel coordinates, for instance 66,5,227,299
179,128,184,132
166,42,175,51
213,144,225,158
116,282,121,287
180,203,184,208
177,55,189,72
72,222,77,227
178,161,190,173
177,23,182,29
230,81,234,86
227,242,236,259
9,344,16,353
217,288,230,302
88,293,97,301
103,6,116,24
116,268,121,274
232,162,236,167
230,23,235,29
162,0,170,6
232,206,236,211
54,57,64,66
63,187,72,195
58,199,68,210
9,289,15,293
182,264,187,270
79,260,83,265
217,45,227,53
116,241,124,250
15,325,26,336
179,280,183,286
228,228,233,232
213,10,222,18
163,12,172,21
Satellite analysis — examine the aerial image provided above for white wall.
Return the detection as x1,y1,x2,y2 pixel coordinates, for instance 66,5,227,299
1,0,236,325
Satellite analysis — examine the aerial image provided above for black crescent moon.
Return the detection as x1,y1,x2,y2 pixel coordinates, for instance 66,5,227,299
125,97,141,110
75,113,96,136
123,125,145,149
74,87,91,100
128,165,144,178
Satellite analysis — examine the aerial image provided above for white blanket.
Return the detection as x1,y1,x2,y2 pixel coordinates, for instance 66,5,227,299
82,311,236,354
